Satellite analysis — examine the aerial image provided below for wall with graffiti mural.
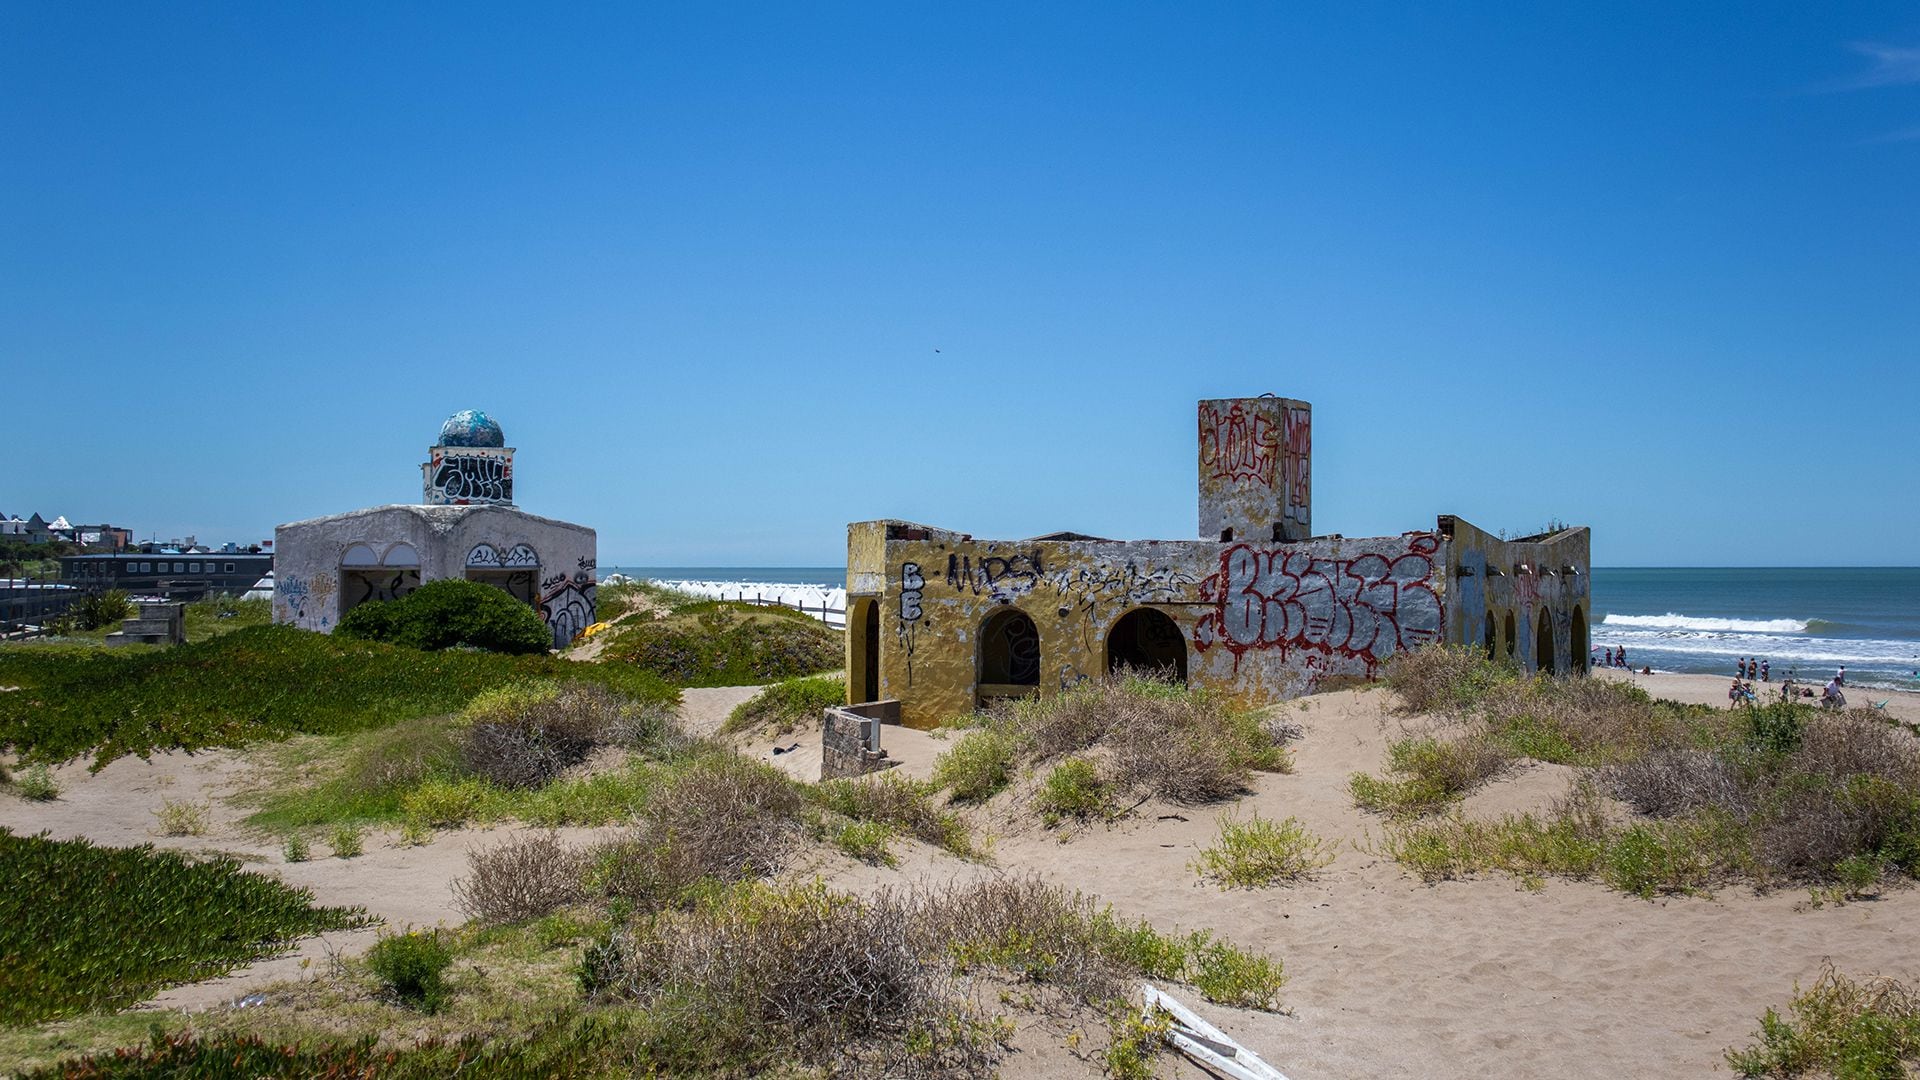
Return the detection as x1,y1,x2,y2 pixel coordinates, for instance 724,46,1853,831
274,504,595,648
1197,396,1311,544
423,446,515,506
844,396,1592,730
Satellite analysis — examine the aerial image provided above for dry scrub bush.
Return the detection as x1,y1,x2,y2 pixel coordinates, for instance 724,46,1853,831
460,681,667,789
453,831,585,923
1727,963,1920,1077
1608,748,1751,818
1480,676,1677,764
589,754,803,910
337,713,461,797
815,772,975,856
1383,645,1517,715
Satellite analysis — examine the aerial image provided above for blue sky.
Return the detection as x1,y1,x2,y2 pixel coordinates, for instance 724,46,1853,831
3,3,1916,566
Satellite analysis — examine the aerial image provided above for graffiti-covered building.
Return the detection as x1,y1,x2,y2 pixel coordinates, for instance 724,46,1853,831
273,410,596,649
846,396,1591,729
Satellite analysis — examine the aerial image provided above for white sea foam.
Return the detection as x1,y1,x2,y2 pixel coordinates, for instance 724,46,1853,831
1603,613,1808,634
640,578,847,626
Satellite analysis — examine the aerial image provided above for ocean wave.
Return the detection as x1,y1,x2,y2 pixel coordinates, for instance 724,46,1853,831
1602,612,1807,634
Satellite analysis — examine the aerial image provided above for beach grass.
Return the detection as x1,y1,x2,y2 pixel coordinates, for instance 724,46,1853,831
722,672,845,736
596,601,841,688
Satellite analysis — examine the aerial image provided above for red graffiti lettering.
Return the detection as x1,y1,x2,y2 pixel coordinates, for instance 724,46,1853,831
1199,402,1279,488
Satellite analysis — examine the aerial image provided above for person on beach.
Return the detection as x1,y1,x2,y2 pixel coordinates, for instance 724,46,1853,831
1641,665,1651,674
1738,658,1748,679
1836,665,1846,687
1617,646,1628,668
1760,659,1769,682
1822,676,1845,708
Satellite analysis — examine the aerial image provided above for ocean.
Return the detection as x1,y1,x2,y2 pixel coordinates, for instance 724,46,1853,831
604,566,1920,692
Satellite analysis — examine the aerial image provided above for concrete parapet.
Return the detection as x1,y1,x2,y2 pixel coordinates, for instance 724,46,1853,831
820,701,898,781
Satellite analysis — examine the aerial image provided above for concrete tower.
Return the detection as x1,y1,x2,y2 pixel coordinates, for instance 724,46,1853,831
1196,396,1311,543
422,409,516,506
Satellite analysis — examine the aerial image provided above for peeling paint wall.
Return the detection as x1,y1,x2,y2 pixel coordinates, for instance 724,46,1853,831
1436,516,1592,677
274,504,595,648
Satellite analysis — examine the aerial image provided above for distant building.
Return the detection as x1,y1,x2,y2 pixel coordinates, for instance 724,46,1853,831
4,512,131,551
60,551,273,599
273,410,596,648
845,396,1593,729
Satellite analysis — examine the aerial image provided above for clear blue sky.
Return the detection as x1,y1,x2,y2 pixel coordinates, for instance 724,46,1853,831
4,4,1916,567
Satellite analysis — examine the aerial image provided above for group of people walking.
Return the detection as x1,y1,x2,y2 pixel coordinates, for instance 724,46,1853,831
1736,657,1770,682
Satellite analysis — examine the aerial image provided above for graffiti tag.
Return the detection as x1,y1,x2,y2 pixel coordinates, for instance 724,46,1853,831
1200,401,1279,488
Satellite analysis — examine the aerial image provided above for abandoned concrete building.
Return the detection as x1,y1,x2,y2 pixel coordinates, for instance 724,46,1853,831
846,396,1591,729
273,410,597,648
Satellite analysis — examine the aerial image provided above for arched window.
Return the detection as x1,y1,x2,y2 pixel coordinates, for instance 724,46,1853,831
341,543,378,566
1106,608,1188,683
978,608,1041,704
1504,611,1517,660
1536,610,1555,675
849,598,881,704
1571,605,1588,674
382,543,420,567
1482,611,1497,661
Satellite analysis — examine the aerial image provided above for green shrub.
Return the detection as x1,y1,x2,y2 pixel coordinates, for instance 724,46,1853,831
282,833,310,862
0,829,370,1024
1191,812,1336,888
329,823,365,858
1384,644,1519,714
337,578,552,654
932,728,1017,802
366,929,454,1013
812,772,975,857
74,589,131,631
1189,936,1289,1009
834,820,897,865
0,625,677,766
1727,964,1920,1077
724,674,846,735
400,777,503,828
15,763,58,801
600,603,842,687
1350,735,1508,817
1036,757,1116,825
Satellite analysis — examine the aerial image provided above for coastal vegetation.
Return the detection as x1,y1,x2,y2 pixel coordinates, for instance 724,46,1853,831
1191,811,1337,888
1726,964,1920,1077
336,578,553,655
1359,646,1920,897
596,600,841,687
930,674,1295,820
722,672,845,735
0,829,372,1026
0,626,676,766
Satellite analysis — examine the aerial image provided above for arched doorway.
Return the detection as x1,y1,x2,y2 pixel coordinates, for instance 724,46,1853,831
341,542,421,614
1571,605,1588,674
849,598,881,703
1504,611,1517,661
1483,611,1497,661
1536,610,1555,675
1106,608,1188,683
977,608,1041,705
465,543,539,607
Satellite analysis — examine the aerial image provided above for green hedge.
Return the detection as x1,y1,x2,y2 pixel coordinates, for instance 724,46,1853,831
337,578,552,654
0,625,678,765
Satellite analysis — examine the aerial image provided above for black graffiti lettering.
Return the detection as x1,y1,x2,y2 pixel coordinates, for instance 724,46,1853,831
433,457,512,503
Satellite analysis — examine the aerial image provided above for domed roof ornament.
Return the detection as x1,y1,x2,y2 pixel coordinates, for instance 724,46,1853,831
438,409,505,448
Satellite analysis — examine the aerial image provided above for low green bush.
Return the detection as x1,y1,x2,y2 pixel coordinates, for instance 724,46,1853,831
337,578,552,654
723,673,845,735
833,819,897,865
1190,812,1336,888
73,590,130,632
0,829,371,1025
931,728,1017,802
1036,757,1116,825
811,772,974,856
1727,964,1920,1077
366,929,454,1013
599,603,841,687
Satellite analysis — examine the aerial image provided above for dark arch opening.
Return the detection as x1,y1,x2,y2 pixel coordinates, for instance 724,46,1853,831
1483,611,1497,661
979,608,1041,690
1536,610,1555,675
1106,608,1188,683
1504,611,1517,660
849,598,880,703
1571,605,1588,674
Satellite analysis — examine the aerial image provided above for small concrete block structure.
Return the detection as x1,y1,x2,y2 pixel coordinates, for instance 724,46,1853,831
845,395,1592,729
106,600,184,647
273,411,596,649
820,700,899,781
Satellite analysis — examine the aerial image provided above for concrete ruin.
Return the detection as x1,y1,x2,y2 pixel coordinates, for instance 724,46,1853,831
273,410,596,648
845,395,1591,729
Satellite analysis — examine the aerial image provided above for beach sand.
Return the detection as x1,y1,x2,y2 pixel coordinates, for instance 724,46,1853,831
1598,666,1920,724
6,681,1920,1076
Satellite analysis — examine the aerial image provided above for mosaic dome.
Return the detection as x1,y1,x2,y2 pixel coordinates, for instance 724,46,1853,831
438,409,504,448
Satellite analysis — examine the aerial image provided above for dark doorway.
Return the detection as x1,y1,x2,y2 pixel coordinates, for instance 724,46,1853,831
1504,611,1518,660
1536,610,1555,674
978,608,1042,699
860,599,880,702
1483,611,1497,661
1106,608,1188,683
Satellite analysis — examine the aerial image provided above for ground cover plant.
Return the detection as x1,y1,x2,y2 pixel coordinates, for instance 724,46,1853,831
1191,811,1337,888
1365,646,1920,896
337,578,553,654
931,673,1293,817
0,829,372,1025
597,601,841,687
810,771,978,859
248,680,684,833
722,672,845,735
1726,964,1920,1077
0,625,677,766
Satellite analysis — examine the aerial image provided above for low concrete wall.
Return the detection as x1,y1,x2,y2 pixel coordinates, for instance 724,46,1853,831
820,701,898,781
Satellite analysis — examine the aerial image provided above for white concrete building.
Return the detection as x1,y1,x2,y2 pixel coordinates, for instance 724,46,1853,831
272,410,596,648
